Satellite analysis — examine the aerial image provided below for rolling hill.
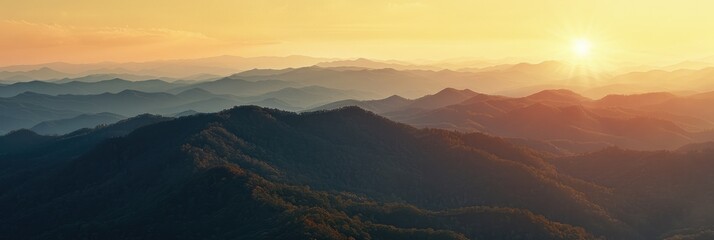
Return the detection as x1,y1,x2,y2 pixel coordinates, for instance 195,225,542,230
309,88,482,113
316,88,714,152
0,55,337,78
30,112,126,135
0,78,183,97
0,106,641,239
0,99,81,134
171,76,301,96
316,58,442,71
552,147,714,238
5,105,714,238
0,67,70,82
0,82,387,134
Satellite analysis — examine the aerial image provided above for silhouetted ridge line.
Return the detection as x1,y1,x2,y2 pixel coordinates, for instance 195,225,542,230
0,105,623,239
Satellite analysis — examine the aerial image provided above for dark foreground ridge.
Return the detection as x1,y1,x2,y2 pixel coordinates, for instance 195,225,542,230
1,106,712,239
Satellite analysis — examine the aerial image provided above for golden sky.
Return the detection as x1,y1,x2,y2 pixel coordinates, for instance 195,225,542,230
1,0,713,66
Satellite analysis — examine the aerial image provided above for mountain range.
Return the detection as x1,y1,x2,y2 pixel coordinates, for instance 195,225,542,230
0,77,379,134
0,55,338,79
4,71,714,152
315,88,714,153
233,62,714,99
5,57,714,100
5,55,714,239
29,112,126,135
0,79,184,97
3,106,714,239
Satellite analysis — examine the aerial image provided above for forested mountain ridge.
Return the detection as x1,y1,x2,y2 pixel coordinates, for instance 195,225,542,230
0,106,619,239
3,106,714,239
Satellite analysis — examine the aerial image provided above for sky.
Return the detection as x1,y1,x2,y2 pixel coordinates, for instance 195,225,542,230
1,0,713,66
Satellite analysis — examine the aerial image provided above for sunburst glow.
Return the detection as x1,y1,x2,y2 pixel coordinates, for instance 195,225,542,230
572,39,592,58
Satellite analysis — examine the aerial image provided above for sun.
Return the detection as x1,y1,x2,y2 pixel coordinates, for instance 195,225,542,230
572,38,592,58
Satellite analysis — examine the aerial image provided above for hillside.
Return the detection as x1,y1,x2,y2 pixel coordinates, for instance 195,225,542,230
30,112,126,135
0,78,183,97
0,106,637,239
552,147,714,238
4,105,714,238
316,88,714,152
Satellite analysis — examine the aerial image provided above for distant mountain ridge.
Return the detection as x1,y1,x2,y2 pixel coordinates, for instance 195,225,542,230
0,67,70,82
5,57,714,100
316,58,442,71
308,88,480,113
316,88,714,153
0,55,339,78
30,112,126,135
0,78,184,97
0,77,382,134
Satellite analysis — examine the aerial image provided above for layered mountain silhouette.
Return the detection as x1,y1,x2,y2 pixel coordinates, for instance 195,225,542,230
0,98,81,134
0,67,70,82
0,79,183,97
310,88,482,113
233,65,541,98
255,85,377,107
6,57,714,101
0,55,338,78
316,58,441,71
316,88,714,153
4,106,714,239
0,113,169,156
552,146,714,239
168,76,301,96
5,55,714,239
0,77,382,134
0,106,625,239
229,61,625,99
583,67,714,98
30,112,126,135
51,73,180,83
11,74,709,152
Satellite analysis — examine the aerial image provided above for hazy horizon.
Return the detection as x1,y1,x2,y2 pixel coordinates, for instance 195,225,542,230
3,53,714,70
3,1,714,66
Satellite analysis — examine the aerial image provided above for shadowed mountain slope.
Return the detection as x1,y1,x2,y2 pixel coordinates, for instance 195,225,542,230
30,112,126,135
552,147,714,238
0,106,640,239
0,78,182,97
170,77,301,96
